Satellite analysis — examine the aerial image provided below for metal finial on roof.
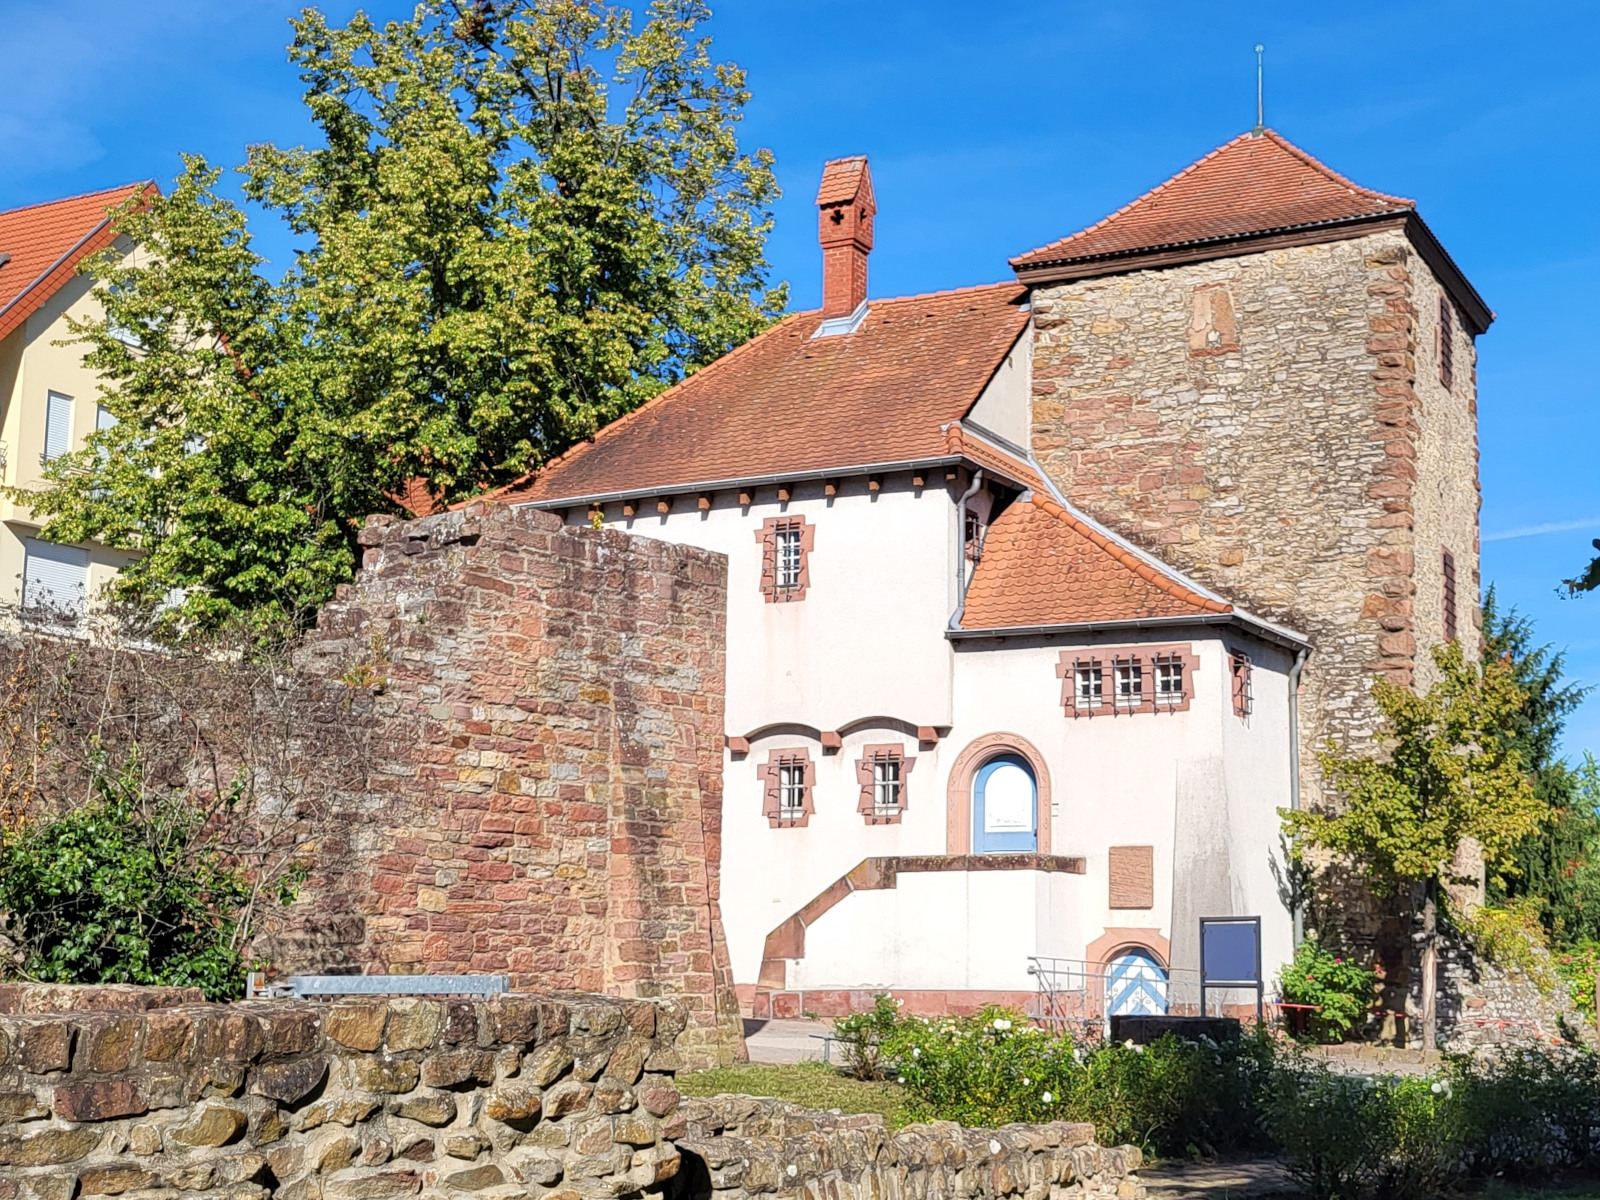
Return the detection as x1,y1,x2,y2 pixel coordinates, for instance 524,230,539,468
1254,44,1265,134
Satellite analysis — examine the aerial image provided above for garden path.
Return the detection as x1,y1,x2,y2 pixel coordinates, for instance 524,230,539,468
743,1017,836,1063
1139,1158,1295,1199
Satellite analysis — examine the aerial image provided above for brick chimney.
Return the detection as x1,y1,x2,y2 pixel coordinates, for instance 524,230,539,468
816,157,875,317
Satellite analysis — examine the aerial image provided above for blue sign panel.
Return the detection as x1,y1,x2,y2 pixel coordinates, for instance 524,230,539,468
1201,919,1261,987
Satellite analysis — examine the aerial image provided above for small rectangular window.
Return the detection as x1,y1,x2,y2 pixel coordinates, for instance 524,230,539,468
777,760,806,817
43,392,73,463
872,757,901,815
1075,662,1104,712
1153,655,1185,707
1439,296,1455,392
776,528,803,591
1230,651,1253,719
1114,659,1143,710
95,404,117,432
1442,549,1458,643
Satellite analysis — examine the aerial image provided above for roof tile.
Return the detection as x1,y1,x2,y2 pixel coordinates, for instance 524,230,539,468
959,492,1231,630
0,183,152,343
1011,129,1411,271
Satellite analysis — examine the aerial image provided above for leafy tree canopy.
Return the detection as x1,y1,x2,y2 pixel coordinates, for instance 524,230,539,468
23,0,783,630
1285,641,1542,896
1566,540,1600,595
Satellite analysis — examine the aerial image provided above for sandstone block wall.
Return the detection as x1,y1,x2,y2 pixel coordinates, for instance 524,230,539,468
273,502,741,1067
0,987,1146,1200
1029,231,1482,804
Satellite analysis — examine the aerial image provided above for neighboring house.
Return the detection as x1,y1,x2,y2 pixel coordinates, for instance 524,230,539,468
0,185,150,618
482,126,1490,1023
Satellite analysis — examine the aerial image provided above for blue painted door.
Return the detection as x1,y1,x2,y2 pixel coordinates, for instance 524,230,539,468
972,755,1037,853
1107,950,1169,1016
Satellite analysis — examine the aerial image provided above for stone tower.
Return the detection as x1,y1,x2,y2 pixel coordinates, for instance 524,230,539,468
1015,130,1492,812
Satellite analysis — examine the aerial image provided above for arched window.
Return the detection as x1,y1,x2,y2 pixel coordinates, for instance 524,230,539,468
1106,948,1168,1016
972,753,1038,854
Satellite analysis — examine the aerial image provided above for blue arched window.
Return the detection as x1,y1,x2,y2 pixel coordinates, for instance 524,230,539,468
971,754,1038,854
1107,949,1169,1016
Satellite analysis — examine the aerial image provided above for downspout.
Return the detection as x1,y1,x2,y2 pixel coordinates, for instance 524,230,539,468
955,470,985,597
1288,646,1310,946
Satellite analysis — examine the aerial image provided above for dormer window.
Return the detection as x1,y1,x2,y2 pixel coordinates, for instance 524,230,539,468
757,516,813,603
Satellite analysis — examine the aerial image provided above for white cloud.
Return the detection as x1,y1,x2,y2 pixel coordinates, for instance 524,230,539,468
1484,517,1600,542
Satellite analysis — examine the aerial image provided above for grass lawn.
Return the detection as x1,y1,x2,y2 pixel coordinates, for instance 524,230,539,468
675,1061,912,1128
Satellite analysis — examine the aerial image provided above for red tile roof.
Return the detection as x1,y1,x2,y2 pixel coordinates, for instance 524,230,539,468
490,282,1031,506
959,492,1231,630
1011,129,1412,272
0,183,153,343
816,156,871,207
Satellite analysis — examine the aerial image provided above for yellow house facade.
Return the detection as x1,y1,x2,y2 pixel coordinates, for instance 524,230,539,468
0,184,150,616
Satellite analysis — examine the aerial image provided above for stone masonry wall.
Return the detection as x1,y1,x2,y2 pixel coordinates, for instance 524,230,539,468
270,502,742,1067
1029,230,1483,806
0,986,1146,1200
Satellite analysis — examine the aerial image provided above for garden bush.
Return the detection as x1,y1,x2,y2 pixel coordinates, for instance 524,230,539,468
1276,934,1379,1042
1555,940,1600,1017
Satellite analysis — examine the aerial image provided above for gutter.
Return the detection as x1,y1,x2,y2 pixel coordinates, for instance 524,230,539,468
511,451,1036,513
954,469,984,596
1287,645,1311,946
946,611,1311,653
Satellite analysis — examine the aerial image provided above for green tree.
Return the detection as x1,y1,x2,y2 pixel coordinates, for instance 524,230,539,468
1481,589,1600,943
22,0,783,630
1283,642,1543,1050
1565,540,1600,594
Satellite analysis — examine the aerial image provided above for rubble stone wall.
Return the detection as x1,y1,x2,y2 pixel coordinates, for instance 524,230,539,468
0,987,1146,1200
676,1096,1145,1200
273,502,742,1066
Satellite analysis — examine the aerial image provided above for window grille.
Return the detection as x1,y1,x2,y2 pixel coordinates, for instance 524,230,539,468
1152,654,1185,708
776,528,803,590
964,509,984,562
1439,296,1455,392
1114,658,1143,710
1074,661,1103,712
1442,549,1458,643
1230,651,1253,719
777,759,807,818
872,755,902,815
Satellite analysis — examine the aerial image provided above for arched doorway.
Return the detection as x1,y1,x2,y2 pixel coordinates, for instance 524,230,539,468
1107,948,1168,1016
972,753,1038,853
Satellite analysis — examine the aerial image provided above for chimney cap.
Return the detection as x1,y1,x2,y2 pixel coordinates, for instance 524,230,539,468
816,156,874,209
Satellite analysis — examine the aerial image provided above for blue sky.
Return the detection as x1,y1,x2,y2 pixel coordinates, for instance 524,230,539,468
4,0,1597,755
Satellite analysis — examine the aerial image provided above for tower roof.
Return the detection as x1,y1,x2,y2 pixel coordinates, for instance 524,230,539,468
1011,129,1491,332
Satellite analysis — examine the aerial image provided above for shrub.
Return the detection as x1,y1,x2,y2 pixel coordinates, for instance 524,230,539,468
1276,935,1378,1042
833,994,902,1080
0,758,257,999
887,1008,1077,1127
1458,899,1557,991
1555,941,1600,1017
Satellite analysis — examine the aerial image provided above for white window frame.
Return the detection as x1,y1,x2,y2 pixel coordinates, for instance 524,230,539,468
777,761,807,818
43,392,73,464
1114,660,1143,710
776,527,803,591
1153,656,1186,707
1075,663,1103,711
872,757,902,815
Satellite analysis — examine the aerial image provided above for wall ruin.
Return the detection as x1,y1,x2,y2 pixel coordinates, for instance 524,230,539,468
267,502,742,1067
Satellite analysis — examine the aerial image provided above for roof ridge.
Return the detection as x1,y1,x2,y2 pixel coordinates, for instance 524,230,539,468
1026,492,1231,614
0,181,152,221
1009,133,1255,267
1260,128,1413,208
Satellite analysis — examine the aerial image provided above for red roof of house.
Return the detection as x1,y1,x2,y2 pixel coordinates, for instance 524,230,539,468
1011,129,1412,272
959,492,1231,630
0,183,152,343
817,156,872,207
490,281,1031,506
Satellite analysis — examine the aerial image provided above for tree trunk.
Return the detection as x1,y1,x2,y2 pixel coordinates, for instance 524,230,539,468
1421,880,1438,1052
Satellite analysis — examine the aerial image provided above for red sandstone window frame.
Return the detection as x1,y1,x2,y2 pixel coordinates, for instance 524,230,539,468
1056,644,1199,717
756,516,814,603
856,743,916,825
760,748,816,828
1229,650,1253,720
